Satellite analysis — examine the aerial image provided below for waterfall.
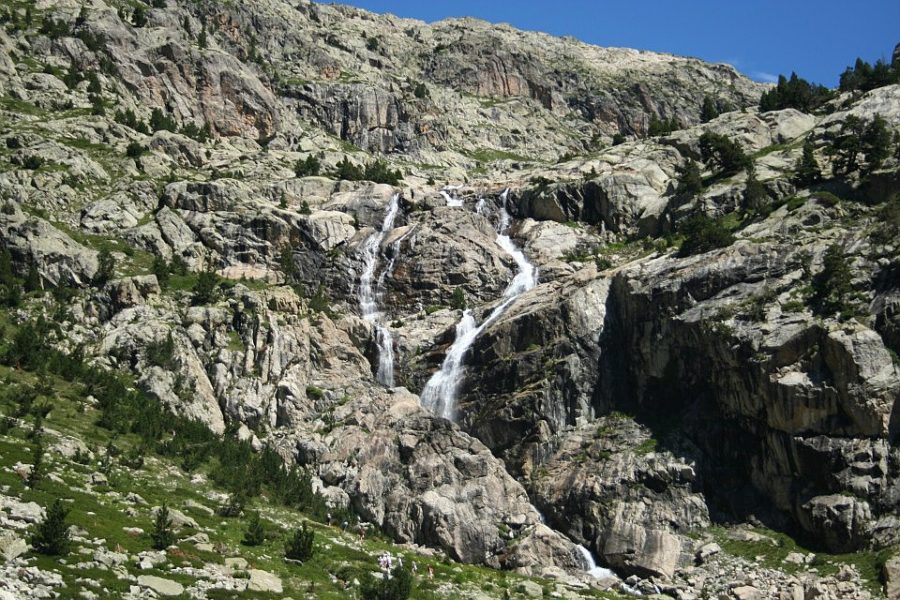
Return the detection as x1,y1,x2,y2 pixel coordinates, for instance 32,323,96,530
575,545,616,580
421,189,537,419
440,187,464,207
358,193,401,386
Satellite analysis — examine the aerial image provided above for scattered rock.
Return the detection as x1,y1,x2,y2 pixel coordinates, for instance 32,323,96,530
137,575,184,597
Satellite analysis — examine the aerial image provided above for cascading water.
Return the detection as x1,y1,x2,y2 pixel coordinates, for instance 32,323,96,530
440,186,464,207
575,545,616,580
421,189,537,419
358,193,401,386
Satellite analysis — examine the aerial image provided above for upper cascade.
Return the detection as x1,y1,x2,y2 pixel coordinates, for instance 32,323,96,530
358,193,401,386
421,189,538,419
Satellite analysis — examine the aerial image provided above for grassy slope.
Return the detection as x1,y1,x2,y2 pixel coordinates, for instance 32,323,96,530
0,349,623,600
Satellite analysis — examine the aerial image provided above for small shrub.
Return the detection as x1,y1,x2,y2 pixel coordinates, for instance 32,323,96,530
295,155,321,177
360,565,413,600
242,512,265,546
699,132,751,176
449,288,466,311
677,214,735,257
93,248,115,286
126,141,144,158
191,270,219,305
23,155,44,170
285,523,315,561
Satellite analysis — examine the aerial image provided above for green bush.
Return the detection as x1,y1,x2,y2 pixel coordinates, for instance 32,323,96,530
295,155,321,177
648,115,679,137
242,512,266,546
699,132,751,176
126,142,144,158
285,523,315,561
413,82,429,99
449,288,466,311
93,248,115,286
360,565,413,600
812,243,853,316
676,160,703,196
30,499,71,556
191,270,219,305
23,155,44,170
677,214,735,256
150,108,177,132
700,96,719,123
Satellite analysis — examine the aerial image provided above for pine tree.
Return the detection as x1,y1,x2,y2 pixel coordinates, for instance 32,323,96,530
94,248,115,286
27,434,45,488
861,115,892,173
677,160,704,196
152,256,170,288
279,245,296,282
30,499,71,556
24,262,41,292
242,512,265,546
700,96,719,123
295,155,321,177
285,523,315,561
793,139,821,186
151,504,176,549
813,244,853,316
743,167,768,213
191,270,219,305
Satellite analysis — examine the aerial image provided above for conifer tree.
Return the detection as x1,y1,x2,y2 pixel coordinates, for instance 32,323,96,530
700,96,719,123
151,504,176,549
30,499,71,556
243,511,265,546
285,523,315,561
794,139,821,186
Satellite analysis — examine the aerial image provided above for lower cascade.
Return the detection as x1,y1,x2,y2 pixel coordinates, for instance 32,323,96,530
421,189,537,419
575,545,616,580
358,193,401,386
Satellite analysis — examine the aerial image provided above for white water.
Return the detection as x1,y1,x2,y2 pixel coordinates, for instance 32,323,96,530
358,193,401,386
440,188,464,207
575,545,616,580
421,189,537,419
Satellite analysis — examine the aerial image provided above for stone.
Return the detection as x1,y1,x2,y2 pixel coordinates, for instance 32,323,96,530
4,499,44,524
89,472,108,487
151,506,199,530
225,557,248,570
515,580,544,597
731,586,763,600
0,531,27,561
883,554,900,600
247,569,282,593
696,542,721,564
137,575,184,597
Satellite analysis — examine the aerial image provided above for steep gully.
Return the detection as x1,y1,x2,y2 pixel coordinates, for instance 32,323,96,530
358,190,612,579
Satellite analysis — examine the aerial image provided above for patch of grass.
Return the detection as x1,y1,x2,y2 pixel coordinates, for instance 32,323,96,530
465,148,533,163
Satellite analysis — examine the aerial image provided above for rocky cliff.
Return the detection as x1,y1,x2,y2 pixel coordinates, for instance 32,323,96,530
0,0,898,598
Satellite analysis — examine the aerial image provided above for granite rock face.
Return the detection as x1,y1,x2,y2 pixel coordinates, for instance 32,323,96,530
0,0,898,597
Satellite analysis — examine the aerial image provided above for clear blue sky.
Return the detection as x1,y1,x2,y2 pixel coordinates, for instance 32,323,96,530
331,0,900,87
